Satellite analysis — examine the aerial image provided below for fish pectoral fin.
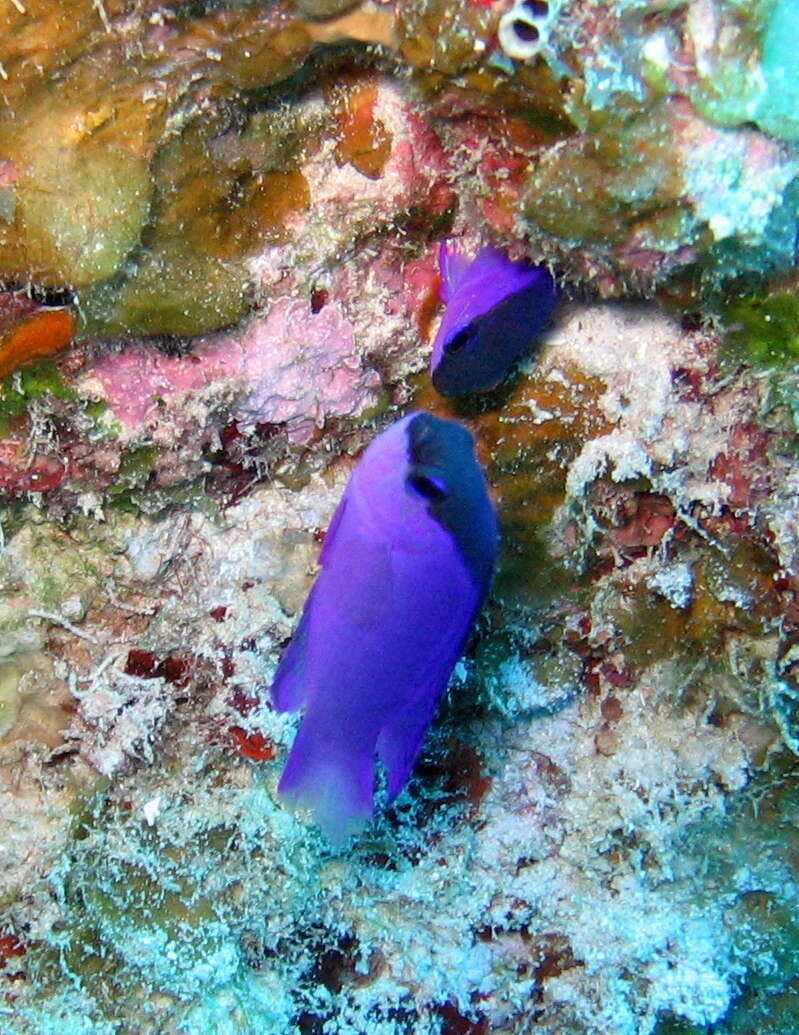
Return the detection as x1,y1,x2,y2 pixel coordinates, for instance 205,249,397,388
272,534,393,710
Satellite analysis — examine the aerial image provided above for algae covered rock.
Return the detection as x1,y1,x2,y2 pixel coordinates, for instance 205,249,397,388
80,111,312,336
0,88,156,288
2,0,798,327
0,0,314,330
687,0,799,142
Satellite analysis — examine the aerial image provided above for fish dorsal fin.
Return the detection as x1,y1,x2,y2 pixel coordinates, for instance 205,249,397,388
438,241,472,303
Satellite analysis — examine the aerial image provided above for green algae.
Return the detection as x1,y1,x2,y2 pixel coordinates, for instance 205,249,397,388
2,511,132,622
0,357,75,434
720,276,799,364
106,444,218,518
766,366,799,442
15,525,110,613
107,445,163,498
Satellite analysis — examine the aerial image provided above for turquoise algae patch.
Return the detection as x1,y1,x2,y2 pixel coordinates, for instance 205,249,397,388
758,0,799,140
689,0,799,141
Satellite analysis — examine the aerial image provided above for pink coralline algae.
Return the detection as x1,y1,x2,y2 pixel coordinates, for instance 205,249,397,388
89,297,382,442
323,245,443,375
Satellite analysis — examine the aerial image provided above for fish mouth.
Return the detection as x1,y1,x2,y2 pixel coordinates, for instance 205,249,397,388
432,347,502,397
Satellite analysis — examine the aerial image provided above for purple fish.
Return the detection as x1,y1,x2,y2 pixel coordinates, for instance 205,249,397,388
271,411,498,844
431,242,558,397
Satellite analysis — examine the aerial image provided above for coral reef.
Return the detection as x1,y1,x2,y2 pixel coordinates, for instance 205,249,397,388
3,300,799,1034
2,0,796,326
1,1,798,1034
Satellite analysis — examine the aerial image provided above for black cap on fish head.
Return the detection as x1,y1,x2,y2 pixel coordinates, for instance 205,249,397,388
404,412,498,591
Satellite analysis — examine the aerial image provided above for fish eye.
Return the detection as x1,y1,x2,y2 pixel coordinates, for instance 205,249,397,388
407,473,448,500
445,328,471,355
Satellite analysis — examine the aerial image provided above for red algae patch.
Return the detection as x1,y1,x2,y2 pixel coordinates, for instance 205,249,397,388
0,436,72,495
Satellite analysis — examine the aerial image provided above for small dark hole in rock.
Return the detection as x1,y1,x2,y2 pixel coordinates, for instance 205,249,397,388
513,19,540,43
27,284,77,308
310,287,328,313
522,0,550,19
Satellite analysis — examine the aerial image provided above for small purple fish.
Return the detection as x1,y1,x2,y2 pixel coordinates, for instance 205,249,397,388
431,242,558,397
271,411,498,844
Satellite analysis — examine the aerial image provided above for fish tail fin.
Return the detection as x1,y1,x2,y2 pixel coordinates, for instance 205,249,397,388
278,718,375,846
